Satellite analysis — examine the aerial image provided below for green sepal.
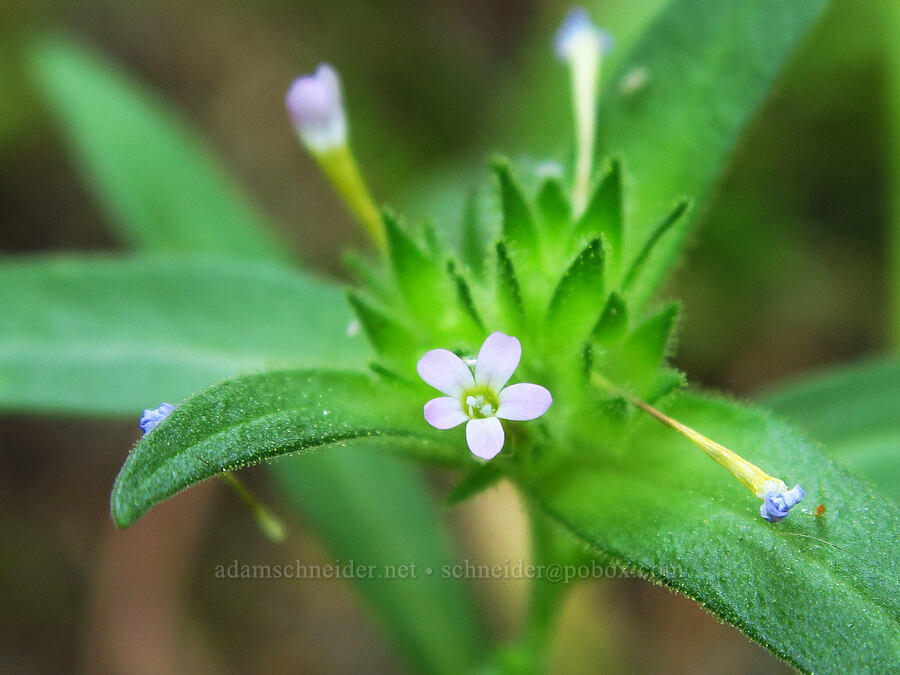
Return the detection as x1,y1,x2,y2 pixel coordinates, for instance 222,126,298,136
592,291,629,346
601,302,680,400
384,212,449,323
645,368,687,404
495,240,526,333
536,176,572,234
421,220,443,259
621,198,690,293
545,238,606,361
447,260,486,334
346,290,416,363
573,159,623,270
343,249,396,303
460,190,486,280
493,158,540,258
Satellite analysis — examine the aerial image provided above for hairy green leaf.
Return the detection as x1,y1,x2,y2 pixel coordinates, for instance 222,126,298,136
573,160,623,269
762,358,900,501
346,290,416,363
111,370,460,528
385,214,447,322
592,292,629,345
599,302,679,401
494,159,540,257
26,36,288,263
0,256,368,414
598,0,830,307
460,190,487,279
523,393,900,673
620,198,689,294
545,239,606,360
536,177,572,234
495,241,526,333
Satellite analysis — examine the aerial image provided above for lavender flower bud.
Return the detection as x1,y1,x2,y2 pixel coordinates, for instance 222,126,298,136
285,63,347,153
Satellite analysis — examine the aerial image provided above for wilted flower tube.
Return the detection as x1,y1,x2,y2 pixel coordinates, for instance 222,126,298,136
593,374,805,522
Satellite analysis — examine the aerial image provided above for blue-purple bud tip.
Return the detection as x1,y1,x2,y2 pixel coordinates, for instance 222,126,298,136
285,63,347,152
760,485,806,522
139,402,175,436
554,7,614,61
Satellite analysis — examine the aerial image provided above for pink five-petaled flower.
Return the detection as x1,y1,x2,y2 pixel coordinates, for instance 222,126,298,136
417,332,553,461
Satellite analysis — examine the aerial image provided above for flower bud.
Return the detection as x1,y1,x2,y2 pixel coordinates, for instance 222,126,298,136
554,7,613,63
285,63,347,153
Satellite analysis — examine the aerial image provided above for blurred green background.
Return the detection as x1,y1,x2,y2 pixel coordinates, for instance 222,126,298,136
0,0,892,672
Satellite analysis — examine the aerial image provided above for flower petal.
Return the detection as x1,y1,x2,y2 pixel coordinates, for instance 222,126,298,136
474,332,521,391
465,417,505,460
423,397,468,430
417,349,475,397
496,383,553,421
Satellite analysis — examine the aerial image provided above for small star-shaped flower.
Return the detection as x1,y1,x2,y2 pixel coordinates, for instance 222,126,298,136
417,332,552,460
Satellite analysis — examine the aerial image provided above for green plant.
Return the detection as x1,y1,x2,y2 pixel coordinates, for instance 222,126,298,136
3,2,898,672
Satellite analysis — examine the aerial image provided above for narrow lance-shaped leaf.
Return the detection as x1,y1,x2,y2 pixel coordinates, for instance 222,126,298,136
603,302,680,401
620,198,689,293
495,240,526,333
573,159,623,272
592,291,629,346
346,290,417,363
493,159,540,256
536,176,572,232
0,256,369,414
111,370,462,528
545,238,606,360
385,213,448,323
597,0,830,308
460,190,487,279
26,36,289,263
447,261,486,333
523,393,900,673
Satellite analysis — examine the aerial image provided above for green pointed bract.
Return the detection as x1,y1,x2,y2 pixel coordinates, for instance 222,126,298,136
384,211,449,323
646,368,687,404
493,159,540,259
536,176,572,234
573,160,623,271
592,291,629,346
621,198,690,294
422,220,443,259
545,238,606,360
346,290,416,363
495,240,526,332
447,260,486,334
460,190,486,280
343,249,397,303
601,302,681,400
